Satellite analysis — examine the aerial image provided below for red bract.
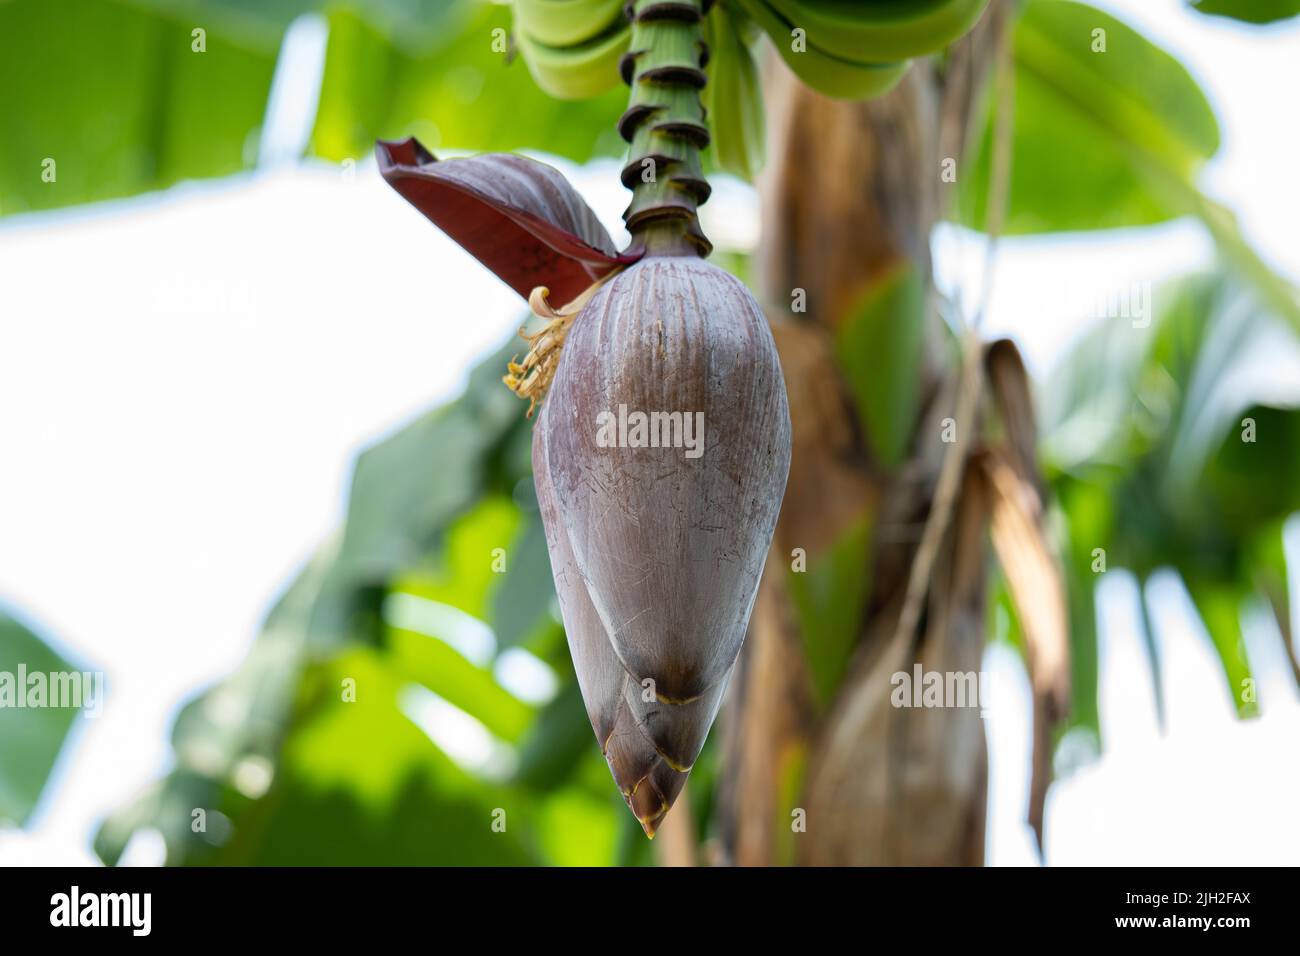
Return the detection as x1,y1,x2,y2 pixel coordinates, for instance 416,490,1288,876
376,138,639,304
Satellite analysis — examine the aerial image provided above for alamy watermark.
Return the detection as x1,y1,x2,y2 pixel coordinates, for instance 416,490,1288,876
1059,279,1153,328
891,664,990,717
0,666,104,717
50,886,150,936
595,404,705,459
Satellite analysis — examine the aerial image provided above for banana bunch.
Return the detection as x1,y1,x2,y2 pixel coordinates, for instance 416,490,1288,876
513,0,990,102
700,0,989,171
512,0,632,99
732,0,992,98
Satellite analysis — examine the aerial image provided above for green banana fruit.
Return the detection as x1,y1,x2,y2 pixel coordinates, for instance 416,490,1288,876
515,23,630,99
511,0,990,103
763,0,991,63
514,0,627,47
733,0,909,99
513,0,631,99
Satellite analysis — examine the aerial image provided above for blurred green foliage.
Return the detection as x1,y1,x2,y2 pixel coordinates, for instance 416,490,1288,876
786,518,873,708
0,0,629,218
311,4,628,164
1191,0,1300,24
958,0,1220,233
92,340,660,865
1041,271,1300,738
0,0,278,215
0,610,87,826
837,260,928,468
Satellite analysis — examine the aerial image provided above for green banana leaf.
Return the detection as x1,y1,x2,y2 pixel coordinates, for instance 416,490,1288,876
785,518,873,708
0,0,280,216
118,0,462,43
310,3,627,164
835,259,928,469
959,0,1220,234
1053,477,1109,749
210,647,542,865
489,509,562,650
0,0,627,220
959,1,1300,337
703,2,767,180
1042,268,1300,736
1191,0,1300,24
0,609,88,826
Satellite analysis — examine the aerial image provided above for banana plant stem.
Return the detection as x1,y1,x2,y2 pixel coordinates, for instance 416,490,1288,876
619,0,714,259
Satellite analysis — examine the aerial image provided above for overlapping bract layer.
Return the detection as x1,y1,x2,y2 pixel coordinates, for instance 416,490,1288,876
375,138,638,303
535,257,791,834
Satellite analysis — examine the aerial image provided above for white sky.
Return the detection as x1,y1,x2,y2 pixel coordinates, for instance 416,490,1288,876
1,0,1298,866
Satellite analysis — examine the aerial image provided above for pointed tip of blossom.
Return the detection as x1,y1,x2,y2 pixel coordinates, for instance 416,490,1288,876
374,136,435,170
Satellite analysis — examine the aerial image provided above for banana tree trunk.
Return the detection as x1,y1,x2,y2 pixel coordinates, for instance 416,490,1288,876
715,3,1012,866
